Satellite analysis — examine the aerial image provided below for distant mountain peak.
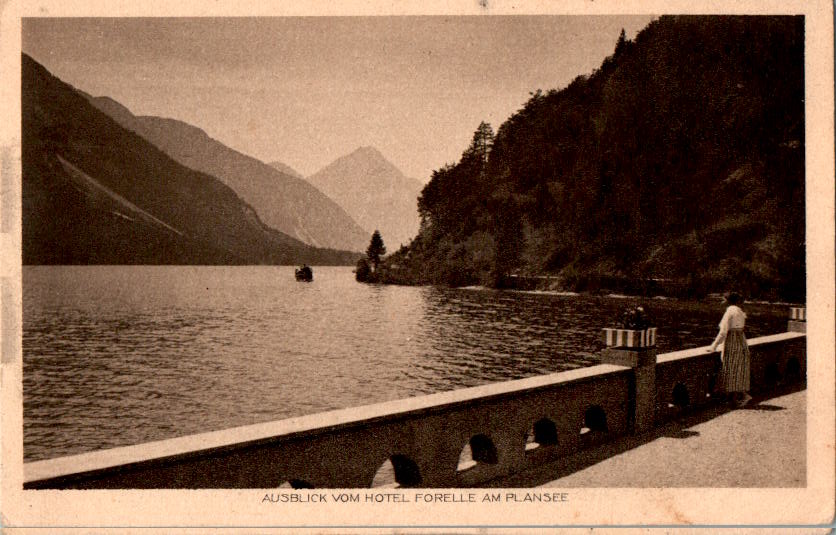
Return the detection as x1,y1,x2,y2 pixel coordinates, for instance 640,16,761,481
22,54,360,265
82,90,369,252
353,145,383,157
135,115,213,141
84,94,137,126
92,95,130,112
321,146,404,178
307,147,423,248
267,160,304,180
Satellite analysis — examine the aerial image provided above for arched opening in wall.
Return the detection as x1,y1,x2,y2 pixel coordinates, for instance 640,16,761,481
785,358,802,384
457,434,498,472
764,362,781,388
670,383,690,409
371,455,422,488
525,418,558,452
580,405,607,435
278,479,315,489
706,373,717,399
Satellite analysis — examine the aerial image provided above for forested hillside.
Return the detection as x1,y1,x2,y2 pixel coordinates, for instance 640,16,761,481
383,16,804,301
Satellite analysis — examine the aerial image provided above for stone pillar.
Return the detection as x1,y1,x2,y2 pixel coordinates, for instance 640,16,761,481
599,346,657,434
788,307,806,333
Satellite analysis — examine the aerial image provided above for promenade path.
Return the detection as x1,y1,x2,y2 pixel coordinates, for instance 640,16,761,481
497,387,806,488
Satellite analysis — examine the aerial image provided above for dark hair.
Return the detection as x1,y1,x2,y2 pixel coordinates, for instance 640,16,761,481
727,292,743,305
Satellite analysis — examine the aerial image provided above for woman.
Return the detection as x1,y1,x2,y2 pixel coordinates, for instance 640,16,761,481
707,292,752,407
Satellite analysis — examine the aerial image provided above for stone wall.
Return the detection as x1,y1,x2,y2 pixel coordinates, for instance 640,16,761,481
24,332,805,489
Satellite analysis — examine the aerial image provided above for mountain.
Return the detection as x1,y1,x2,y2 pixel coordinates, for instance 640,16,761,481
267,160,305,180
382,16,804,301
307,147,423,249
22,53,359,265
85,96,369,252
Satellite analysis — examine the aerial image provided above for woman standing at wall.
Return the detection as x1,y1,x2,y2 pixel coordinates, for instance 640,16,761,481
708,292,752,407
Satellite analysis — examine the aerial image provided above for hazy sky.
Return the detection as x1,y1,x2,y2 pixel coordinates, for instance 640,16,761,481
23,16,655,181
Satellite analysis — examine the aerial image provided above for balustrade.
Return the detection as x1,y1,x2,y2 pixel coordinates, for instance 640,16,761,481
24,309,807,489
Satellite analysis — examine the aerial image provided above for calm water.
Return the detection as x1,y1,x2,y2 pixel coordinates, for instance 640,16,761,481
23,266,789,462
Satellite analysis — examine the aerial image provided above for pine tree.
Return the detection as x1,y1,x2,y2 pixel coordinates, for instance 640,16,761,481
614,28,629,57
464,121,495,176
355,257,372,282
366,230,387,271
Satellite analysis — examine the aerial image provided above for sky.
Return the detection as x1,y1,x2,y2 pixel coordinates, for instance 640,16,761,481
22,16,655,182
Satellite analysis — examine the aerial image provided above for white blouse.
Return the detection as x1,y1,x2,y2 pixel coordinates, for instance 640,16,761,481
710,305,746,350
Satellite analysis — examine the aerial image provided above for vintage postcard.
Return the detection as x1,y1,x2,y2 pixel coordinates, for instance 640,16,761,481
1,0,834,532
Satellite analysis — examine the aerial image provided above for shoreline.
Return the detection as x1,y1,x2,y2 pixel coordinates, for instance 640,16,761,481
389,277,803,307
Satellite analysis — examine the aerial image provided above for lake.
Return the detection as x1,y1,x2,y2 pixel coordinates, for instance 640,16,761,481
23,265,790,462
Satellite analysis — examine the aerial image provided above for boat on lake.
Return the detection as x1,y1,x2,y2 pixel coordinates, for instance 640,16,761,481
295,265,313,282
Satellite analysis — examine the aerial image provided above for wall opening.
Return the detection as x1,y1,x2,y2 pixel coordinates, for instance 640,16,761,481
785,358,802,383
457,434,498,471
764,362,781,387
708,353,723,398
525,418,558,452
672,383,690,408
279,479,314,489
372,454,422,488
580,405,608,434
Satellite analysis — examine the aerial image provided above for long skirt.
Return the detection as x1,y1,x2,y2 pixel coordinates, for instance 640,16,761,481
720,328,750,393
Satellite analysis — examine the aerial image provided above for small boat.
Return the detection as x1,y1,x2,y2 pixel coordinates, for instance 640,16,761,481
295,265,313,282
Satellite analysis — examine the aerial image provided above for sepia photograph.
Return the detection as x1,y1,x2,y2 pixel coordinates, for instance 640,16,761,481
1,0,834,532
